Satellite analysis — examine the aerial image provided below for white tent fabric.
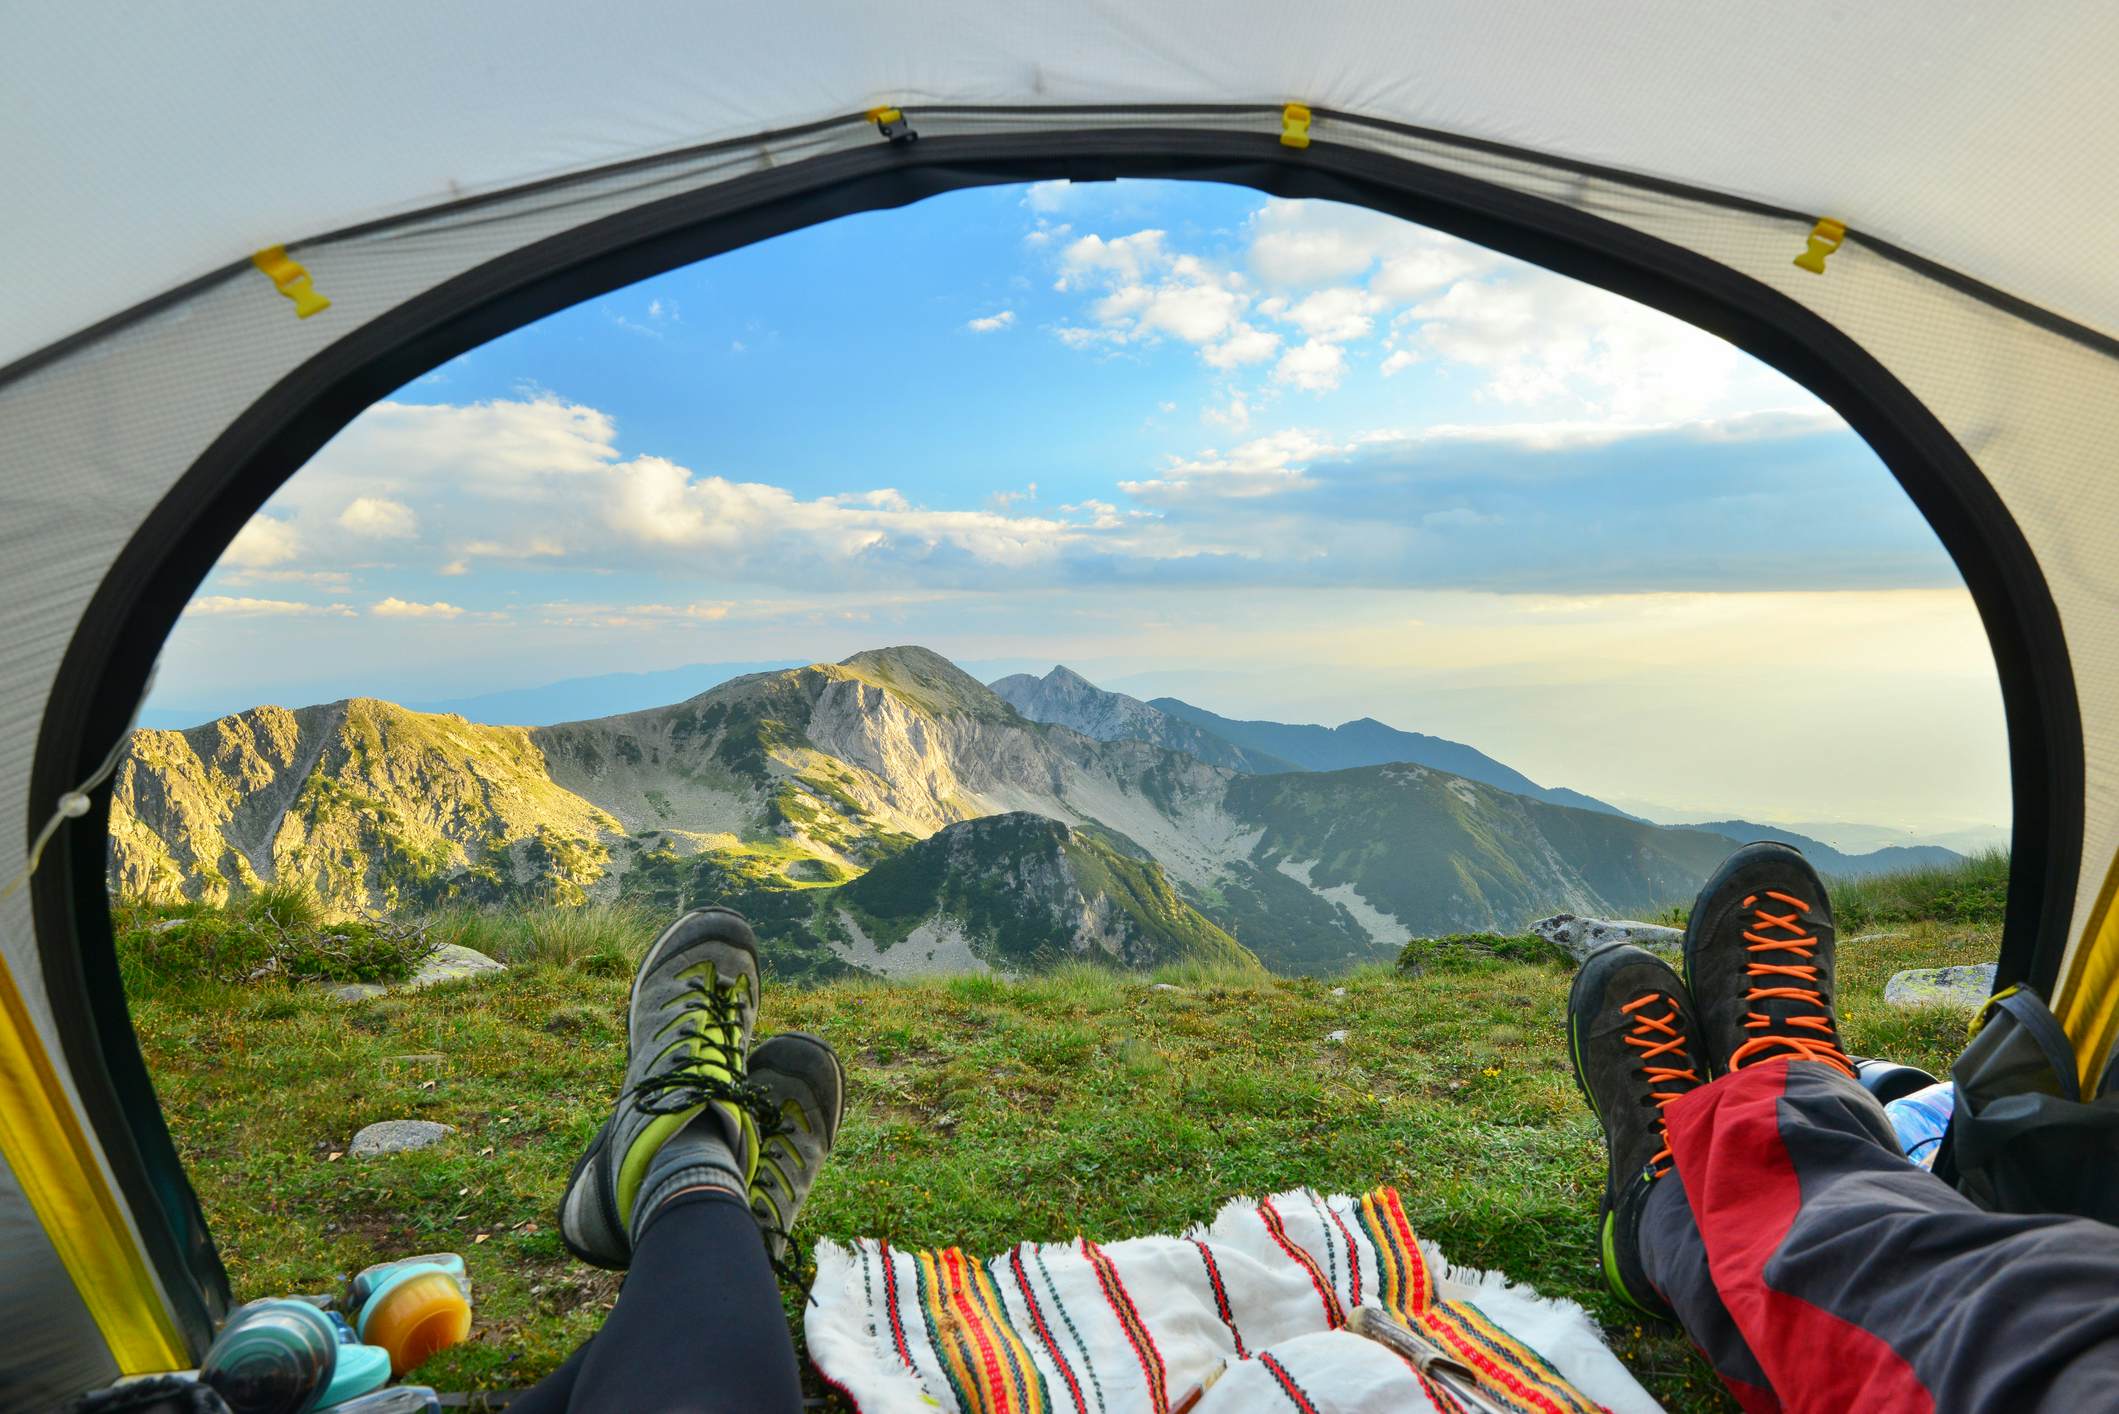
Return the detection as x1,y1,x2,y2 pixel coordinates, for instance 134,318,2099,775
7,2,2119,366
4,4,2118,1406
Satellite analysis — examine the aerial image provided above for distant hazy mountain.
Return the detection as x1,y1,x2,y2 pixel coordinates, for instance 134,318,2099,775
991,666,1299,773
407,661,802,726
110,644,1811,975
1679,821,1961,879
1151,697,1629,817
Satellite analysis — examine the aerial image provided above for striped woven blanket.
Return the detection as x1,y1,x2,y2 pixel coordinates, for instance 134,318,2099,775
806,1186,1661,1413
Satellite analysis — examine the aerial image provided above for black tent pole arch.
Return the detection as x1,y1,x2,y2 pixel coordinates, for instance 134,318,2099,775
29,127,2083,1338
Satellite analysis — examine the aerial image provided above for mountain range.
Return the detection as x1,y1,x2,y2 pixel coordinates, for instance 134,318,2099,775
109,646,1960,978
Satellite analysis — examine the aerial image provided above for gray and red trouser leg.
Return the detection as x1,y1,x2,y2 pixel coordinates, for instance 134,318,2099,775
1639,1058,2119,1412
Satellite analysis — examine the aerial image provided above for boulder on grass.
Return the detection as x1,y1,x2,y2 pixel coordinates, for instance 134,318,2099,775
1531,915,1683,964
405,943,507,990
348,1119,454,1158
1884,963,1997,1010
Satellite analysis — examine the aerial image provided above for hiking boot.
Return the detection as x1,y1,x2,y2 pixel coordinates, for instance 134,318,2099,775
1567,945,1706,1319
1683,843,1855,1079
559,908,765,1269
747,1032,846,1265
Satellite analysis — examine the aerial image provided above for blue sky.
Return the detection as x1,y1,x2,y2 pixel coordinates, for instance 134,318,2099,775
155,180,2008,834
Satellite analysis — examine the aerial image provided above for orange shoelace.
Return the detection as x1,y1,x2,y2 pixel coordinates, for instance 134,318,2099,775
1620,993,1700,1178
1727,890,1857,1078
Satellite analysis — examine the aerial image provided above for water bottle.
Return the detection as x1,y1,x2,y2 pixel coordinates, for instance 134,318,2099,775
1884,1081,1955,1168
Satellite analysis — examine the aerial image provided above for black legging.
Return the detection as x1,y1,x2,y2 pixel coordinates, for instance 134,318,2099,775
506,1188,803,1413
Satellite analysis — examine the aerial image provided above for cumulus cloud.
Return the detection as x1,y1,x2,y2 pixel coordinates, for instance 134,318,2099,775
1273,339,1349,392
966,310,1015,333
371,598,465,619
338,496,417,539
1122,428,1345,503
187,595,354,618
1201,323,1280,369
223,516,300,568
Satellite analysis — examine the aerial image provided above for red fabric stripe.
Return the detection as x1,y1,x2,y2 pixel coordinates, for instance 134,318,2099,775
1380,1188,1429,1314
1258,1197,1346,1328
878,1240,914,1368
1190,1238,1248,1358
1425,1311,1571,1414
1010,1247,1089,1414
1257,1351,1323,1414
1666,1060,1934,1414
944,1247,1014,1414
1081,1238,1169,1414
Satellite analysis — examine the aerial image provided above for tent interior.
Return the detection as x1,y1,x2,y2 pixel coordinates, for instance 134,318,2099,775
6,5,2119,1406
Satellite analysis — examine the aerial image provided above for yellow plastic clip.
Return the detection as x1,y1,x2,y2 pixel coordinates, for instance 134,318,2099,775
867,106,916,144
1792,218,1847,275
1281,103,1313,150
251,245,331,319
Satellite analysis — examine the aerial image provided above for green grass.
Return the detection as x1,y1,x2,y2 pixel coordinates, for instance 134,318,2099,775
113,887,435,991
1830,848,2010,932
122,892,1996,1412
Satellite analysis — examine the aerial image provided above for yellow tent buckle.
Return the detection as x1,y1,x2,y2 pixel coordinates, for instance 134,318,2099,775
1281,102,1313,149
1793,218,1846,275
867,106,917,144
251,245,331,319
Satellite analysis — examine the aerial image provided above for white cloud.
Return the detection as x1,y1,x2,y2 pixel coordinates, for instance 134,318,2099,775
1372,247,1484,301
458,536,565,561
1122,429,1343,502
1201,322,1280,369
338,496,417,539
1022,181,1073,213
371,598,465,619
187,595,354,618
1379,349,1420,377
222,516,300,568
437,560,469,577
967,310,1015,333
1246,200,1495,291
1057,231,1166,288
1273,339,1349,392
1281,287,1380,344
1407,273,1801,420
218,568,353,589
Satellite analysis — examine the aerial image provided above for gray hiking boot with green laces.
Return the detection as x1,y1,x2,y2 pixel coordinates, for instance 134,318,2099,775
747,1032,845,1264
559,908,764,1269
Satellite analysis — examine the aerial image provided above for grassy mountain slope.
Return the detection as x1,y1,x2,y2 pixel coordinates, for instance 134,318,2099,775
111,700,622,912
1153,697,1629,817
1217,764,1731,966
112,645,1751,974
829,812,1259,973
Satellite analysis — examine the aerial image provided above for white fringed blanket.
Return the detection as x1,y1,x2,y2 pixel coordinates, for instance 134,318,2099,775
806,1185,1662,1413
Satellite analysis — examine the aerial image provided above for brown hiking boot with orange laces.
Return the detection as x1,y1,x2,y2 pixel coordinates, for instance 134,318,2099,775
1567,944,1705,1318
1682,842,1857,1080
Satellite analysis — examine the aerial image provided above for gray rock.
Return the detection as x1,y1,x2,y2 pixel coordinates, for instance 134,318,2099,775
1885,963,1997,1010
1531,914,1684,964
325,983,387,1002
404,943,507,990
348,1119,454,1158
1151,982,1184,992
1326,1029,1351,1045
1330,987,1348,997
